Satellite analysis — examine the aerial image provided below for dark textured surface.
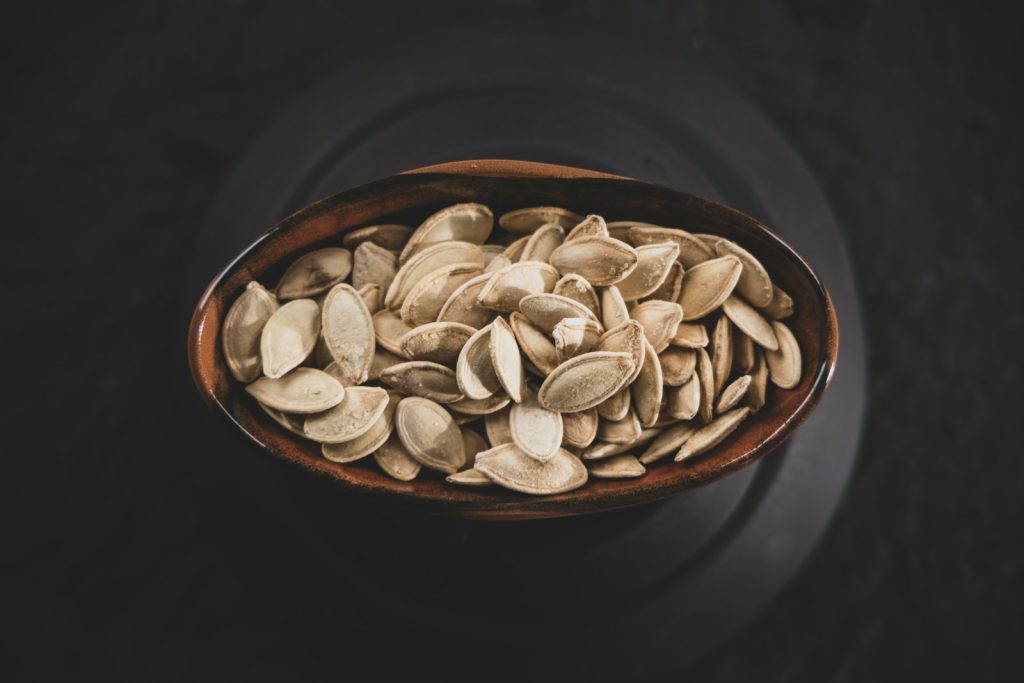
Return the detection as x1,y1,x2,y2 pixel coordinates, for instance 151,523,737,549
3,1,1021,680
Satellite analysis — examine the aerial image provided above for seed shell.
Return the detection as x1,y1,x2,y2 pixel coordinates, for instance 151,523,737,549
765,321,802,389
222,281,278,383
538,351,635,412
674,407,751,461
275,248,352,300
395,396,465,474
588,454,646,479
260,298,321,379
245,367,345,414
474,444,587,495
303,385,390,444
380,361,464,403
510,391,564,462
549,236,639,286
499,206,583,234
322,283,375,385
677,255,743,321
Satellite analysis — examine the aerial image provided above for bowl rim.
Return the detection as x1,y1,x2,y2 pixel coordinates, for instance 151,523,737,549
187,159,839,519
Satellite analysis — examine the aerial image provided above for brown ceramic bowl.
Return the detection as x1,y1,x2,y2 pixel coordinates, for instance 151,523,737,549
187,159,838,520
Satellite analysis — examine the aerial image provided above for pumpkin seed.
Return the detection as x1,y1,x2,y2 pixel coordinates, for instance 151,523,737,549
714,239,773,307
448,392,512,416
553,317,602,362
275,248,352,300
588,454,646,479
595,320,646,383
642,260,684,304
323,391,399,463
399,321,476,365
322,284,375,385
374,433,421,481
660,347,696,386
765,321,802,389
490,316,524,403
257,401,306,436
446,468,494,487
748,349,769,412
461,429,490,470
696,347,715,423
630,300,683,353
598,407,641,444
484,406,513,447
400,203,493,262
474,444,587,495
582,428,661,460
436,272,498,329
674,407,750,461
553,274,600,318
519,293,598,333
343,224,413,251
501,235,530,262
604,220,639,242
628,225,715,267
631,337,663,427
352,241,398,293
367,347,404,381
561,407,599,448
760,283,795,320
510,390,564,462
722,295,779,350
499,206,583,234
482,244,505,266
476,261,559,312
304,385,390,443
716,375,752,414
639,421,698,464
519,222,565,262
372,309,414,356
356,283,382,314
538,351,635,412
456,324,501,399
222,281,278,382
400,261,484,326
260,299,321,378
616,241,680,300
395,396,465,474
245,367,344,413
669,322,709,349
384,241,484,310
600,285,631,330
549,236,639,286
485,254,513,273
509,312,559,376
677,255,742,321
710,315,733,396
597,385,631,421
733,331,756,374
564,214,610,242
380,361,464,403
667,373,701,421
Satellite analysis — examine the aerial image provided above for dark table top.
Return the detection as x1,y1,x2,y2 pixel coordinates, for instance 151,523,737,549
3,1,1021,680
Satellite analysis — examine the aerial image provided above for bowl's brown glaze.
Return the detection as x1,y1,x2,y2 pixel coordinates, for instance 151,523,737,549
187,159,838,520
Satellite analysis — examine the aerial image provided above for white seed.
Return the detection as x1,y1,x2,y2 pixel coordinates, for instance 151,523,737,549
476,261,559,312
519,293,598,333
549,236,639,286
399,321,476,365
660,347,697,386
499,206,583,234
600,285,631,330
631,337,663,427
260,299,320,379
384,241,485,310
400,203,493,262
630,300,683,353
716,375,752,414
722,295,779,350
372,309,414,356
489,316,524,403
509,312,559,376
677,255,743,321
395,396,465,474
628,225,715,267
674,407,750,461
519,222,565,262
374,433,421,481
765,321,802,389
561,407,599,449
304,385,390,443
222,281,278,382
245,367,344,414
714,238,773,307
538,351,635,412
615,241,680,300
275,248,352,300
322,283,375,385
639,421,698,464
380,361,464,403
456,324,502,399
588,454,646,479
510,390,564,462
343,224,413,251
437,272,499,329
552,273,601,318
400,261,484,326
564,214,610,242
352,241,398,293
474,444,587,495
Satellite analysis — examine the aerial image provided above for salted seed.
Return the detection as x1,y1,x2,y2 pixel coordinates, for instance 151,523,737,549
595,320,646,383
275,248,352,300
501,235,529,262
642,260,684,304
716,375,752,414
342,224,413,251
399,321,476,365
436,272,498,329
372,309,414,356
395,396,465,474
564,214,610,242
499,206,583,234
760,283,795,320
669,322,709,349
400,261,483,326
373,433,421,481
474,444,587,495
549,236,639,286
461,429,490,470
489,316,524,403
628,225,715,268
384,241,484,310
765,321,802,389
615,241,680,301
222,281,278,382
721,295,779,351
600,285,631,330
674,407,751,461
748,349,768,412
519,293,598,333
484,406,512,447
304,385,390,444
677,255,743,321
519,222,565,262
476,261,559,312
561,407,599,448
448,392,512,416
630,300,683,353
581,428,661,460
631,337,663,427
733,331,756,374
446,468,493,487
538,351,635,412
598,407,642,445
660,347,697,386
710,315,733,396
696,347,715,423
639,421,698,464
245,367,345,414
596,385,631,421
323,392,399,463
456,324,502,399
380,361,464,403
322,283,375,385
667,373,701,421
509,312,559,376
588,454,646,479
510,390,564,462
260,298,321,378
400,202,493,262
714,239,773,307
257,401,306,436
552,273,600,318
367,347,404,381
553,317,603,362
352,241,398,293
356,283,382,314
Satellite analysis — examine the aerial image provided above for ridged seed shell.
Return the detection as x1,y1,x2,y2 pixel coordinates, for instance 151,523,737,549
615,241,680,300
399,321,476,365
537,351,635,412
474,444,587,495
510,391,564,462
674,407,750,461
322,284,375,385
678,255,743,321
380,361,463,403
245,367,344,414
588,454,646,479
275,248,352,300
303,386,390,443
713,239,773,307
499,206,583,234
222,281,278,382
722,295,779,350
395,397,465,473
765,321,802,389
260,299,321,378
476,261,559,312
549,236,639,286
400,203,493,263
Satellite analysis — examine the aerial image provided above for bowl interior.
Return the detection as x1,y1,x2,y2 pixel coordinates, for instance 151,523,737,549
188,161,837,519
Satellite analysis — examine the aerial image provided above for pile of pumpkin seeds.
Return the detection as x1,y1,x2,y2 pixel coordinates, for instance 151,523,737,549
221,204,802,495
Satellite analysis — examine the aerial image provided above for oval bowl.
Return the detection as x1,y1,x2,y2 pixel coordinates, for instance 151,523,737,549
187,159,838,520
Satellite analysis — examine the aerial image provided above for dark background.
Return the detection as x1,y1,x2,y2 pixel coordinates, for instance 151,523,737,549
3,1,1022,680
